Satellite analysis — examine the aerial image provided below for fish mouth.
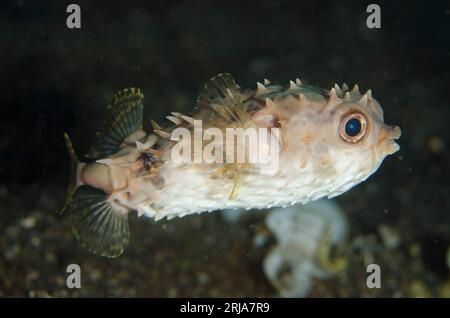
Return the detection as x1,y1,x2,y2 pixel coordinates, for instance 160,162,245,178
388,125,401,140
375,124,401,158
384,125,401,155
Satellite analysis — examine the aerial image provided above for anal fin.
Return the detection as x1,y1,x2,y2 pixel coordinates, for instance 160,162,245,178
67,186,130,257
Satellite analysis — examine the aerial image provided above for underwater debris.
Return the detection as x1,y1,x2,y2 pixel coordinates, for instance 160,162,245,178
408,279,432,298
378,224,401,249
427,135,446,155
447,245,450,271
263,199,348,297
220,208,245,224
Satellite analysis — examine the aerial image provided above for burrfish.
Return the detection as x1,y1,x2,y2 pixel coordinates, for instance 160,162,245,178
61,73,401,257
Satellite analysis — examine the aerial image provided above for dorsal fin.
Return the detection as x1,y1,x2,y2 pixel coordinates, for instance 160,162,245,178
196,73,251,128
86,88,144,159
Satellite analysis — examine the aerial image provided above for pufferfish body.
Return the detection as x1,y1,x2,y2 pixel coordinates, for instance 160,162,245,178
61,73,401,257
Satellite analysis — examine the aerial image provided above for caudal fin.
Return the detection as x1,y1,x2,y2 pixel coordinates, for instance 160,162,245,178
60,132,80,214
60,88,143,257
61,133,130,257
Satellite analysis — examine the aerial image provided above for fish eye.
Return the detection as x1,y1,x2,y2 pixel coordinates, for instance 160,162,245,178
339,111,367,143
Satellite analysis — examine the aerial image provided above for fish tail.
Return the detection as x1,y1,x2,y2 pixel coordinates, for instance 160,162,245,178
60,88,144,257
61,129,132,257
60,132,82,215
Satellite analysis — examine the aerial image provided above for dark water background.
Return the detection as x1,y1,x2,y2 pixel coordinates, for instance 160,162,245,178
0,0,449,297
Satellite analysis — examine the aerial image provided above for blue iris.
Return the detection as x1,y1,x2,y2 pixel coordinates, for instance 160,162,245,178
345,117,362,137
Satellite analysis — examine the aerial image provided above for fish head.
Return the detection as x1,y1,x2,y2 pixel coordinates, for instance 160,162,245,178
283,89,401,197
303,89,401,191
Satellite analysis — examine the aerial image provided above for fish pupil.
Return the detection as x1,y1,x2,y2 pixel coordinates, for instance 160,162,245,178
345,117,361,137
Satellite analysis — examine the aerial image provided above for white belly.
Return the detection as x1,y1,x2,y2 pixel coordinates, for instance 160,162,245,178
134,156,359,221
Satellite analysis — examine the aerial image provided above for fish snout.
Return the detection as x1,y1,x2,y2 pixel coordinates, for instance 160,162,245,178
382,125,401,155
387,125,401,140
374,124,401,157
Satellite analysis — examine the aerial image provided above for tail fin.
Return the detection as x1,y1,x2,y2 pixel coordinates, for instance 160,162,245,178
61,133,129,257
60,88,143,257
60,132,80,215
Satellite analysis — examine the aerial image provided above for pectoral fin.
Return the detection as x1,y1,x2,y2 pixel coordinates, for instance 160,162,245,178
197,74,255,199
196,73,251,129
